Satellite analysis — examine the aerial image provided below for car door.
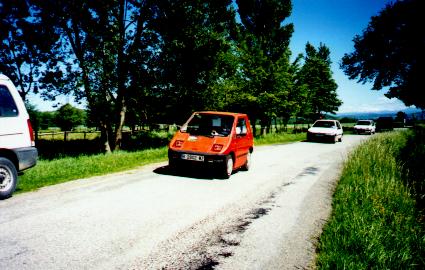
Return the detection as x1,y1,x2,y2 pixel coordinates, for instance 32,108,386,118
233,117,250,168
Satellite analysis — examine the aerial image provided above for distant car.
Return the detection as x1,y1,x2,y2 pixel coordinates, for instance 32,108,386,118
376,117,394,132
168,111,254,178
354,120,376,135
0,74,38,199
307,119,343,143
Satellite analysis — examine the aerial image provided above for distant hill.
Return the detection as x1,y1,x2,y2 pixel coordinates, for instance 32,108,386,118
334,108,424,120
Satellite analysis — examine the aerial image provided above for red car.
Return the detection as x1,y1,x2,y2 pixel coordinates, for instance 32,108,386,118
168,111,254,178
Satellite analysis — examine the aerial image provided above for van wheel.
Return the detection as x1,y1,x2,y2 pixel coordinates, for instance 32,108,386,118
241,152,251,171
221,155,233,179
338,136,342,142
0,157,18,200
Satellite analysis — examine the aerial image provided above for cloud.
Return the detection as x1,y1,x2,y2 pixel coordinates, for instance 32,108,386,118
339,96,411,113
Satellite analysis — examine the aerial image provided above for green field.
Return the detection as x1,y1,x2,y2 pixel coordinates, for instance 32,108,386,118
316,130,424,269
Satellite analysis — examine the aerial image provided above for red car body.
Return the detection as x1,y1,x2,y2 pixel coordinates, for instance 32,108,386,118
168,111,254,178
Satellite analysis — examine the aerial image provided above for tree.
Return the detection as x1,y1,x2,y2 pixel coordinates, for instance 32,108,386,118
148,0,237,124
30,0,158,152
55,103,86,131
341,0,425,109
0,0,58,101
395,111,407,123
235,0,294,135
298,42,342,120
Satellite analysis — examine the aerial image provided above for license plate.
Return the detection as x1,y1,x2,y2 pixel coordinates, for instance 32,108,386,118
181,154,204,162
315,134,324,137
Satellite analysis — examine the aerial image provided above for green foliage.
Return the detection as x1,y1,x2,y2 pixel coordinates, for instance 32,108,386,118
25,102,56,131
55,103,86,131
232,0,295,133
2,0,343,143
339,117,357,123
298,42,342,120
147,0,237,124
28,0,160,151
0,0,58,101
398,126,425,212
341,0,425,109
316,131,425,269
396,111,407,122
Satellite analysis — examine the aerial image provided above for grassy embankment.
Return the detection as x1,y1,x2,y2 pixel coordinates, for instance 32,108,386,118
316,129,424,269
17,131,305,193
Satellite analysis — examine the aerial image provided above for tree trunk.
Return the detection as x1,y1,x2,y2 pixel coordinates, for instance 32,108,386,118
101,122,112,153
252,118,257,137
261,125,267,136
114,102,126,151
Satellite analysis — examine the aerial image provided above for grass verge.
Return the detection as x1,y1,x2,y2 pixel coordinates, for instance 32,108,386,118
316,130,424,269
254,132,306,145
17,132,303,193
18,148,167,193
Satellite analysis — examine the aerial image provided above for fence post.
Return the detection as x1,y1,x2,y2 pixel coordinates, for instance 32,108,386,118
64,131,67,141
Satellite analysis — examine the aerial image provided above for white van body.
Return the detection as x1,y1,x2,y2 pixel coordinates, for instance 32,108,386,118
0,74,37,199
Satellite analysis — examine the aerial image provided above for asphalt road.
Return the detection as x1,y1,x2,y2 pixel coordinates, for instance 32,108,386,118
0,135,368,269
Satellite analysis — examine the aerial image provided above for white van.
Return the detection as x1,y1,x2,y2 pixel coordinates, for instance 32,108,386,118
0,74,37,199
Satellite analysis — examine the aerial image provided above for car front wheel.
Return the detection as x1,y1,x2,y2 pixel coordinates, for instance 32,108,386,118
0,157,18,200
221,155,233,179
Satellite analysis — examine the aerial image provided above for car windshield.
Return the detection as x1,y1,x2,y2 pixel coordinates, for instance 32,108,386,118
182,113,234,137
313,121,336,128
357,120,372,125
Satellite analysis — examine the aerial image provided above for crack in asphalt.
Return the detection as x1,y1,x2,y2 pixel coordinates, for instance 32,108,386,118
192,181,295,270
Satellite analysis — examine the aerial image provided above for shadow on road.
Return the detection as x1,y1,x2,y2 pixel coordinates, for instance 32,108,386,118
153,165,220,180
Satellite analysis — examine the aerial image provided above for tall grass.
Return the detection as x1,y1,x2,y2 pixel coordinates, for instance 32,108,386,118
316,131,424,269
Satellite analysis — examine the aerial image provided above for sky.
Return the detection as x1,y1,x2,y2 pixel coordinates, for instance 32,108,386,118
29,0,416,114
288,0,414,113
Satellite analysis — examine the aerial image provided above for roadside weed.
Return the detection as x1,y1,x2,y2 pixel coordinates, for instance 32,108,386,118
316,131,424,269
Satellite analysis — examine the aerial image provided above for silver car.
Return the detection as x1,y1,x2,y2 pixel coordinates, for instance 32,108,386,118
354,120,376,135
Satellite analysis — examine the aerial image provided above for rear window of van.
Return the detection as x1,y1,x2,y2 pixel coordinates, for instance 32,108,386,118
0,85,19,117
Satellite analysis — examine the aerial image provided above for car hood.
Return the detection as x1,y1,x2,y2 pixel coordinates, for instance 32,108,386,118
308,127,337,134
169,132,231,154
354,125,372,129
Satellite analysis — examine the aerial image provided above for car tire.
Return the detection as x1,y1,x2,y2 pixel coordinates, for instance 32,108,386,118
221,155,233,179
241,152,251,171
0,157,18,200
338,135,342,142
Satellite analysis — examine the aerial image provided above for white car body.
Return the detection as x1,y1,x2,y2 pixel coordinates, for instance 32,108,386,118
307,119,343,143
354,120,376,134
0,74,38,199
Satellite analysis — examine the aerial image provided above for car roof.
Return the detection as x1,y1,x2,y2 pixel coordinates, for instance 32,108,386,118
194,111,247,117
0,74,11,81
314,119,337,122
